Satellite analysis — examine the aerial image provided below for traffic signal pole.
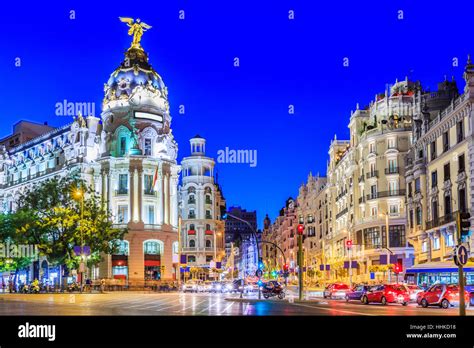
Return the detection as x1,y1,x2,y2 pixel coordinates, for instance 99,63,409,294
298,233,303,301
456,212,466,316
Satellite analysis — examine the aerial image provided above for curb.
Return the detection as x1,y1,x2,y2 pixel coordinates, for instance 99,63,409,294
224,297,324,304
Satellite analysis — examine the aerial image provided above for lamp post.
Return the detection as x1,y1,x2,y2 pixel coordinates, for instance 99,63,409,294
74,187,85,293
297,224,304,301
213,232,222,281
177,216,182,287
379,212,391,283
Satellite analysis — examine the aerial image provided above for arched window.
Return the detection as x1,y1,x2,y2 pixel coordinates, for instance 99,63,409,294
112,240,129,255
189,224,195,231
115,126,131,157
189,240,195,248
205,240,212,248
143,240,163,255
188,187,196,194
206,224,211,231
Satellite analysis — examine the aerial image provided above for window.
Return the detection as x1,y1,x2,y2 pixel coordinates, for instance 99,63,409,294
445,233,454,247
415,178,421,193
382,225,406,248
388,138,396,149
459,188,467,213
408,182,413,198
389,204,399,215
443,131,449,152
205,240,212,248
444,195,452,216
458,154,465,173
363,227,381,249
147,205,155,224
144,241,161,254
189,209,195,219
120,136,127,156
144,174,153,194
189,224,195,231
431,171,437,188
415,206,422,226
117,205,128,223
206,255,213,262
119,174,128,193
369,143,375,154
206,210,212,219
370,185,377,199
457,120,464,143
431,201,438,222
409,210,414,228
389,181,398,195
430,141,436,160
189,240,195,248
433,235,440,250
371,206,377,217
422,240,428,253
113,240,129,255
144,138,152,156
188,255,196,263
443,163,450,182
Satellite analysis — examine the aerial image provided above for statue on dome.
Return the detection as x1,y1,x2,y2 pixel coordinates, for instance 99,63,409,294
119,17,152,49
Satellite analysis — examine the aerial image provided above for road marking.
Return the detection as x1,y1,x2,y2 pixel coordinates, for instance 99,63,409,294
292,302,376,316
218,302,234,315
198,299,221,313
175,299,208,312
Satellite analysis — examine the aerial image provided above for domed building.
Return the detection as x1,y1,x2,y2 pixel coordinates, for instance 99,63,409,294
0,21,183,286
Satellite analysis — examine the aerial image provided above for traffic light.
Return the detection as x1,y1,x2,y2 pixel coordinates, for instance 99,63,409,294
458,212,471,240
258,257,264,271
394,263,402,274
283,264,289,272
297,224,304,235
346,240,353,249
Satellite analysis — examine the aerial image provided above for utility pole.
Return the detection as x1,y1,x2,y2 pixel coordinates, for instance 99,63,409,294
297,224,304,301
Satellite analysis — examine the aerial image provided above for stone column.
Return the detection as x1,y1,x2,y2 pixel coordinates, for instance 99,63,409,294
129,167,135,223
137,168,143,223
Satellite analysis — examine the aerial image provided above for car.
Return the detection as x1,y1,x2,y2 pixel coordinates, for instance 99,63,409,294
323,283,351,299
182,280,201,293
402,284,424,303
361,284,409,306
210,282,223,293
416,284,470,309
345,285,372,302
202,281,213,292
222,281,239,293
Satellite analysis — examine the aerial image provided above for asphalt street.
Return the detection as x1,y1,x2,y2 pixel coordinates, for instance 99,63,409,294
0,292,471,316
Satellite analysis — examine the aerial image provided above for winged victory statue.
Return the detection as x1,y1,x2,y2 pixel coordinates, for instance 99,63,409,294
119,17,152,49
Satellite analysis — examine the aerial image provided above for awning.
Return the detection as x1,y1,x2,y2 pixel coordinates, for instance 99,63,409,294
144,260,161,267
406,261,474,273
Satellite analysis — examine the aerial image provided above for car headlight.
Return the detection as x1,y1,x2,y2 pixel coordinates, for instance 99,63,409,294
216,285,222,290
226,284,233,290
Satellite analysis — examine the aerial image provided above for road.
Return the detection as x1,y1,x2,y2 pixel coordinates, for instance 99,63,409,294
0,292,471,316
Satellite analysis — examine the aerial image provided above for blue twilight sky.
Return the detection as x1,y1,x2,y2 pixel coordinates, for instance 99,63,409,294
0,0,473,228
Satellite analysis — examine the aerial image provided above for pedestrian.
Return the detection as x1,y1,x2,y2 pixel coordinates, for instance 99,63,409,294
100,278,105,293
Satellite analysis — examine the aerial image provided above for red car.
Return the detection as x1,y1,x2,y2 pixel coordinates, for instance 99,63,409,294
323,283,351,299
361,284,409,306
416,284,470,309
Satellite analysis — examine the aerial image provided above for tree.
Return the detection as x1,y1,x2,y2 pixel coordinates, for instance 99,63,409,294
10,173,127,276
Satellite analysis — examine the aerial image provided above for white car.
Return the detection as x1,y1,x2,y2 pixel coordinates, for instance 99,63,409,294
182,280,201,293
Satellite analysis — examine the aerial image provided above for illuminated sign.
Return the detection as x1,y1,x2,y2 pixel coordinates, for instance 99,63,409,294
134,111,163,124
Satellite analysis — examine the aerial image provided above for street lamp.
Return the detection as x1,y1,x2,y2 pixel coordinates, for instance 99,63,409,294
213,232,222,281
379,212,391,283
73,187,85,293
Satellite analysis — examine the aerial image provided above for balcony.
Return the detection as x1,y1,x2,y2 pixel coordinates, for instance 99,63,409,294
426,211,457,230
336,207,349,219
188,198,196,204
366,171,378,179
366,189,406,201
188,214,196,219
205,214,212,219
385,167,399,175
115,188,128,196
205,199,213,205
144,189,156,196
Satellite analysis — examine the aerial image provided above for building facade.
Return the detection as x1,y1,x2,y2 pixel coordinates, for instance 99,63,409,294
405,58,474,285
0,31,185,284
179,135,226,278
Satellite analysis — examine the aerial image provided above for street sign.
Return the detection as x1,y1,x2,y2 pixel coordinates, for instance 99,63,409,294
455,245,469,266
370,272,375,280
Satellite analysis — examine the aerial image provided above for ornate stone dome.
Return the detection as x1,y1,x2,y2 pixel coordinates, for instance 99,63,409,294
104,48,166,102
